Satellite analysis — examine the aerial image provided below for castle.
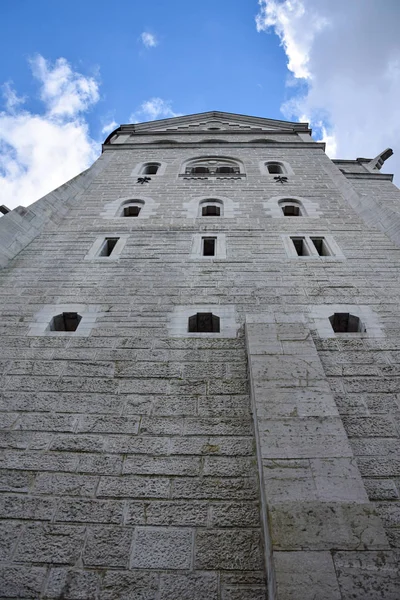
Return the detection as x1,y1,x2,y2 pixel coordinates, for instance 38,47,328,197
0,111,399,599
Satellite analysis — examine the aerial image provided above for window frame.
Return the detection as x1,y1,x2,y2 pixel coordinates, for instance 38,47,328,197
190,233,227,260
198,199,224,218
282,234,344,260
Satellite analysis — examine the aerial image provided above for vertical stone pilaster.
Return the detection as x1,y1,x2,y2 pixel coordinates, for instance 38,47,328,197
246,313,389,600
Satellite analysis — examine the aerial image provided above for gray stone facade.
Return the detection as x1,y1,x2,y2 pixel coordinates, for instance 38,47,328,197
0,110,399,599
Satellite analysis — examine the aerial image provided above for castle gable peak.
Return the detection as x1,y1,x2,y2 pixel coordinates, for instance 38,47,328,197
117,111,309,136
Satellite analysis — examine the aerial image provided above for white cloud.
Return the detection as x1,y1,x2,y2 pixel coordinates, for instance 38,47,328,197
256,0,400,177
101,120,118,135
2,82,26,112
140,32,158,48
129,97,182,123
0,55,100,209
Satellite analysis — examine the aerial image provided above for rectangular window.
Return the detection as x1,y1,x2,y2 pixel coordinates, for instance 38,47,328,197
202,205,220,216
288,235,338,258
124,206,141,217
202,237,216,256
310,237,330,256
188,312,220,333
98,237,119,257
291,237,309,256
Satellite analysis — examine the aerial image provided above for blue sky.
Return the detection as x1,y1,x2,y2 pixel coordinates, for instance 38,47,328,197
1,0,400,208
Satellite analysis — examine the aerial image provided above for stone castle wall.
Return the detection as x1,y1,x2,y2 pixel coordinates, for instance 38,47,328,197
0,128,399,599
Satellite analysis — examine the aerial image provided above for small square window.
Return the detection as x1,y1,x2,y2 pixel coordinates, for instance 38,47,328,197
202,205,221,216
124,206,141,217
50,312,82,332
329,313,366,333
188,313,220,333
282,205,300,216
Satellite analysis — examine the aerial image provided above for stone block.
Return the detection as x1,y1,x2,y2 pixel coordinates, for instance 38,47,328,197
274,551,341,600
172,476,258,500
34,473,99,496
128,500,208,527
258,417,353,459
46,568,100,599
84,526,133,567
56,498,124,524
97,475,170,498
123,455,201,476
160,572,218,600
0,565,47,598
269,501,388,550
0,521,23,560
195,529,263,570
16,524,86,564
169,435,254,456
100,570,159,600
203,456,254,477
130,527,193,569
210,501,260,527
0,494,54,520
333,551,400,600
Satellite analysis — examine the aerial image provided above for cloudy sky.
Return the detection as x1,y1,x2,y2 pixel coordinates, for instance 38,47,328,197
1,0,399,209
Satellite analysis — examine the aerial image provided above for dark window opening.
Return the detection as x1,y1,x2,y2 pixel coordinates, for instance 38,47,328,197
143,164,159,175
291,237,307,256
202,205,221,216
188,312,220,333
311,237,329,256
124,205,141,217
191,166,209,174
203,238,216,256
282,205,300,216
267,163,283,174
329,313,366,333
50,312,82,332
99,237,119,257
216,166,235,174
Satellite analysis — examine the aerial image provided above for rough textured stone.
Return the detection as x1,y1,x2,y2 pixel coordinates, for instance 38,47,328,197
1,111,399,598
130,527,193,569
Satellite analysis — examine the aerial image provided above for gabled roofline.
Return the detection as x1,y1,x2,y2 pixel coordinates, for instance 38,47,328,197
102,110,311,147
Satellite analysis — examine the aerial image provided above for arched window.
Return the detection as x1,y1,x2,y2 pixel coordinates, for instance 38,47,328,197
188,312,220,333
266,162,285,174
142,163,160,175
329,313,366,333
279,199,305,217
50,312,82,332
120,200,144,217
183,157,242,177
199,199,223,217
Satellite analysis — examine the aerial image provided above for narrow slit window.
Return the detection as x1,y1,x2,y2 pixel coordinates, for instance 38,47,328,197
282,205,300,216
311,237,330,256
99,237,119,257
124,205,141,217
329,313,366,333
291,237,307,256
188,312,220,333
202,237,216,256
202,205,221,216
50,312,82,332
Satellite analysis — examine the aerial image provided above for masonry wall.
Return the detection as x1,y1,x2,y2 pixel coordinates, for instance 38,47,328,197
0,130,399,599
